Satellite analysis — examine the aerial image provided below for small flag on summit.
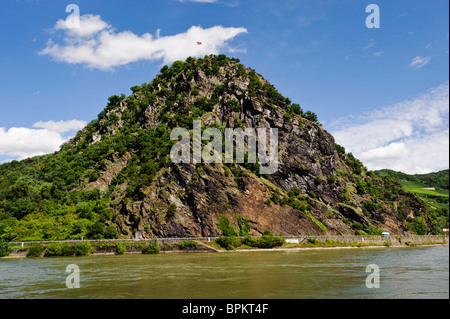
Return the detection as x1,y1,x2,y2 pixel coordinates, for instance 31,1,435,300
197,42,203,46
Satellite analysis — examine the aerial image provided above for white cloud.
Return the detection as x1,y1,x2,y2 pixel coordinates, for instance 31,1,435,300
0,127,65,160
32,120,87,134
0,120,86,161
359,142,411,167
330,82,449,174
54,14,111,38
39,14,248,71
409,56,431,69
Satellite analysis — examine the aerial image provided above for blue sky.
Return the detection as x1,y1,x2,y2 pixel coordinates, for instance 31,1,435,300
0,0,448,173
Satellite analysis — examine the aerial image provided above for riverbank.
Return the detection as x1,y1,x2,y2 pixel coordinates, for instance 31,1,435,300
228,243,449,253
1,235,447,259
208,235,449,252
1,239,216,259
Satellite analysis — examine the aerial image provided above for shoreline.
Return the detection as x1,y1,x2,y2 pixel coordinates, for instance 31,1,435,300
2,241,447,259
228,243,449,253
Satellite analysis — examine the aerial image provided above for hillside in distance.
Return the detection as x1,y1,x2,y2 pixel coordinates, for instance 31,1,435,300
375,169,449,190
375,169,449,233
0,55,435,241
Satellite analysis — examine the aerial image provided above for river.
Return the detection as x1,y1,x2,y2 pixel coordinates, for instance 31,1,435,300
0,246,448,299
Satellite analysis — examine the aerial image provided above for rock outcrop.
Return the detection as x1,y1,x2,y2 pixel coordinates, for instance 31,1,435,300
67,55,432,237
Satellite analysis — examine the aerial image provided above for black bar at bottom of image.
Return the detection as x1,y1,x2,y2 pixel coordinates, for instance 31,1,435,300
2,299,447,318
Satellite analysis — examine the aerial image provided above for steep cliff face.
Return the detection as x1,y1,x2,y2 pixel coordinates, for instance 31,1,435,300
68,55,429,237
0,55,433,241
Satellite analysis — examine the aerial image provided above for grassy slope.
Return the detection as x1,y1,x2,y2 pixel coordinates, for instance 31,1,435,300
399,180,449,212
400,180,449,197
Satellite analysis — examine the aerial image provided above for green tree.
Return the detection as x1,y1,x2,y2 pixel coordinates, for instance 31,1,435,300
0,239,11,257
305,111,318,123
8,198,37,219
290,103,302,115
411,217,428,235
6,183,30,199
217,215,239,237
130,85,142,94
236,213,252,236
76,202,94,220
104,226,119,239
107,94,125,107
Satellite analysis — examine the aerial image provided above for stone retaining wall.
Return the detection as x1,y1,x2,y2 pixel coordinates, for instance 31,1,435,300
4,235,447,258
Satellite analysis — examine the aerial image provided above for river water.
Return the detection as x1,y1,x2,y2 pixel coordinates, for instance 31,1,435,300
0,246,448,299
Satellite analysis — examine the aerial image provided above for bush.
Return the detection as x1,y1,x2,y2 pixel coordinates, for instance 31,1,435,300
269,193,281,204
88,222,106,239
364,200,378,213
166,204,177,218
242,233,285,249
0,239,11,257
61,242,75,256
327,175,337,184
179,240,198,250
292,187,301,196
305,111,318,123
194,97,215,112
44,242,63,257
216,236,239,250
76,202,94,220
217,215,239,237
314,176,324,185
27,244,46,257
290,103,302,115
228,99,241,112
141,239,160,254
283,112,292,122
116,242,127,255
411,217,428,235
242,235,258,247
7,183,31,199
308,191,317,199
335,144,346,155
236,213,252,236
73,242,92,256
104,226,119,239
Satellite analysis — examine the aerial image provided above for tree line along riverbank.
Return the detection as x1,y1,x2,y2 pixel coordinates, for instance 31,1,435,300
0,235,448,259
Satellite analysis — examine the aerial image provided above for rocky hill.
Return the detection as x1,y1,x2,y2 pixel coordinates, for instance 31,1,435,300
0,55,433,241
